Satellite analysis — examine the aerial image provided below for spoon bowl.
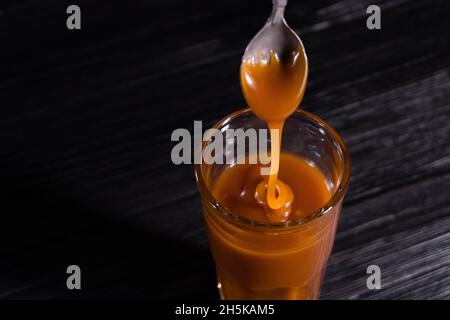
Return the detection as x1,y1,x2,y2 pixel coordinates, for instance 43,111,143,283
242,0,307,68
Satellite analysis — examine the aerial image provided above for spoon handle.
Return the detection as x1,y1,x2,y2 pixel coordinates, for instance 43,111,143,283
273,0,287,7
270,0,287,24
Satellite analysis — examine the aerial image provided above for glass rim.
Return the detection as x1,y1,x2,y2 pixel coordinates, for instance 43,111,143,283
194,107,351,230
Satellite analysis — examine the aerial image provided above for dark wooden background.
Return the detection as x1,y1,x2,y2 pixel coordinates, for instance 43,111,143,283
0,0,449,300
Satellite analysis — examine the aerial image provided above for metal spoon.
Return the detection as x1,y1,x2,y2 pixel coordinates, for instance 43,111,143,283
242,0,307,70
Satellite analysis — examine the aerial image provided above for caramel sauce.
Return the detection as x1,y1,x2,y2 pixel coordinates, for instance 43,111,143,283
239,49,308,222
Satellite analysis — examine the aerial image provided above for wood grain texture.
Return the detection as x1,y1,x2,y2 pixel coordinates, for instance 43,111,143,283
0,0,449,299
